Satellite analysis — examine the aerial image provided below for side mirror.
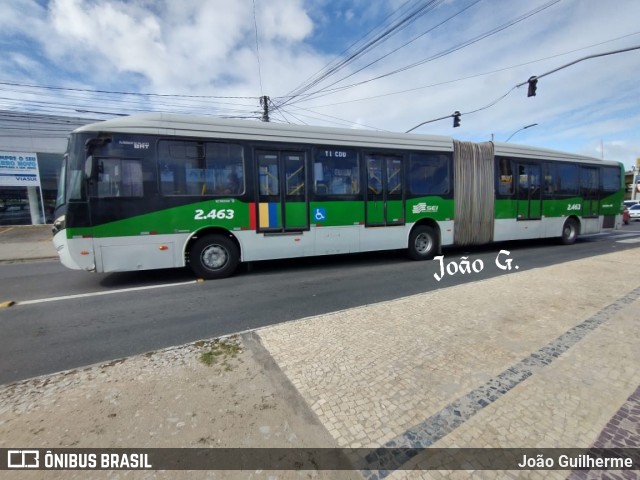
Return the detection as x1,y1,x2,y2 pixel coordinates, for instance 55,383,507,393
84,155,94,180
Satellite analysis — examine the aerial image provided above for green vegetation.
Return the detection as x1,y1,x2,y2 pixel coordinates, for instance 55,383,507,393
196,337,242,371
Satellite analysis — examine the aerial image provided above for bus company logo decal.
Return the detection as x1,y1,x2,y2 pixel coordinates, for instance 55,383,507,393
412,202,438,214
117,140,150,150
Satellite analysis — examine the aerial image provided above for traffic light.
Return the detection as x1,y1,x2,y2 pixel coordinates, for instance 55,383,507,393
453,111,461,128
527,76,538,97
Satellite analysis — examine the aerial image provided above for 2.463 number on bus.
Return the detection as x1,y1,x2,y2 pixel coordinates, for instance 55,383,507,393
194,209,234,220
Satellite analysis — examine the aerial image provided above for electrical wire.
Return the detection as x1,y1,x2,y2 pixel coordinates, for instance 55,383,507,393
252,0,264,96
276,0,446,110
278,0,561,107
301,29,640,109
283,0,483,105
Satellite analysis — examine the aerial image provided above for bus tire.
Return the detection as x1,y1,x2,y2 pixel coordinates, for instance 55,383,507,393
189,234,240,279
560,218,579,245
408,225,439,260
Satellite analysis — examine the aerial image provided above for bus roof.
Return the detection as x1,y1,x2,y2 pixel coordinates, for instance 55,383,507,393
493,142,618,166
74,113,620,167
74,112,454,152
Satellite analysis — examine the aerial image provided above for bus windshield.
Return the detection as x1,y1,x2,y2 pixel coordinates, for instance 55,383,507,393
55,153,67,209
58,133,92,207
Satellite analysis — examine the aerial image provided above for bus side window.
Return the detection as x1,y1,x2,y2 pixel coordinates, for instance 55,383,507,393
97,159,143,198
286,155,305,196
409,153,449,195
158,140,244,196
497,158,514,196
206,142,245,196
314,149,358,195
543,162,555,196
556,163,578,196
409,163,428,194
160,164,175,193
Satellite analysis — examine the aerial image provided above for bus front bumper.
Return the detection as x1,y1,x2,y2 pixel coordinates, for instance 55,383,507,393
53,229,96,272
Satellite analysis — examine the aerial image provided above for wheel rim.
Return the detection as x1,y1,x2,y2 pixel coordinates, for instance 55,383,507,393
415,232,433,254
564,224,575,240
201,244,228,270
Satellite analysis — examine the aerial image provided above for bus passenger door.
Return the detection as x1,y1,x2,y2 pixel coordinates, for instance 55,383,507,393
516,163,542,220
256,151,308,232
580,166,599,217
365,154,405,227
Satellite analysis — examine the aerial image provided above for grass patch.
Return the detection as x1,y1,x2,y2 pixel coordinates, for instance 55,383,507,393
197,338,242,370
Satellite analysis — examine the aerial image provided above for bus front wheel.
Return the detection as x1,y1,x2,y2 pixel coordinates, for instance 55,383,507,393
560,218,579,245
189,235,240,279
408,225,439,260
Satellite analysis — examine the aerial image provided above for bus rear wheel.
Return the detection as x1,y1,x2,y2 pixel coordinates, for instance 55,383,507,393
408,225,439,260
560,218,579,245
189,234,240,279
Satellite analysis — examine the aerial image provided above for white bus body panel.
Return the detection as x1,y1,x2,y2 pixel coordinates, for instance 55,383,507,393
93,234,189,272
53,230,96,271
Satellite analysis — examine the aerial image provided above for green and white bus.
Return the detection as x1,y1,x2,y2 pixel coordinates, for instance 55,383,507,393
52,113,625,279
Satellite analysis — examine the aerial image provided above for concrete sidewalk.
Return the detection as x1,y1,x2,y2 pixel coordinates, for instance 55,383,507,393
0,227,638,479
0,225,56,262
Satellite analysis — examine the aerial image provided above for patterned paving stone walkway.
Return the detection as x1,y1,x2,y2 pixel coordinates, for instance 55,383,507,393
258,249,640,478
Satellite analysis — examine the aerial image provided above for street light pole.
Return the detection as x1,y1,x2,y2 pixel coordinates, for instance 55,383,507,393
505,123,538,142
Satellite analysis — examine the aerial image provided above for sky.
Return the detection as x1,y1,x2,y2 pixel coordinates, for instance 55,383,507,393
1,0,639,170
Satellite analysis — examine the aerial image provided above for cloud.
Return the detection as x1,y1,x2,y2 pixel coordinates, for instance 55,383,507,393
49,0,166,79
0,0,639,168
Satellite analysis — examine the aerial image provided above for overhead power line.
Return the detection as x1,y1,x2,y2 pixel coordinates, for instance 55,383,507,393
300,30,640,109
0,80,264,120
275,0,447,110
278,0,561,107
287,0,483,104
0,80,257,99
252,0,264,96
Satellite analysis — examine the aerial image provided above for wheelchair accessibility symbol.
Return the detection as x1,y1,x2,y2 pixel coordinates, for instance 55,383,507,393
313,208,327,222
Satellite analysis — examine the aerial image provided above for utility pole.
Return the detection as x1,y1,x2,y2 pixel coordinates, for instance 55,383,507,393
260,95,270,122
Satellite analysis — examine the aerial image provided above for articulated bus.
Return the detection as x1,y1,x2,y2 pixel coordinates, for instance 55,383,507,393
52,113,625,279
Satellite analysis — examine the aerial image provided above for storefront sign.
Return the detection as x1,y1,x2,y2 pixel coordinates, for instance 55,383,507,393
0,152,41,187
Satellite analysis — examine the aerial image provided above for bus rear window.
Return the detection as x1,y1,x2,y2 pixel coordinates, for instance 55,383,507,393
602,166,621,192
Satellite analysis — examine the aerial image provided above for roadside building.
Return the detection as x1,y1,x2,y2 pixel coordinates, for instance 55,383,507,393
0,111,99,225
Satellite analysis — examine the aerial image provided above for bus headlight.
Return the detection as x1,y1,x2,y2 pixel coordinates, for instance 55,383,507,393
52,215,66,234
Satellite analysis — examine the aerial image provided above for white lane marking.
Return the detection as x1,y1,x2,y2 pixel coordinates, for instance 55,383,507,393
611,232,640,239
16,280,198,306
617,238,640,244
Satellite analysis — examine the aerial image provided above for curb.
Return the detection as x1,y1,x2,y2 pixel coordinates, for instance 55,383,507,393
0,256,58,264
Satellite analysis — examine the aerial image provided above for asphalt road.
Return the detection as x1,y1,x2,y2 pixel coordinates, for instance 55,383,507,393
1,225,639,385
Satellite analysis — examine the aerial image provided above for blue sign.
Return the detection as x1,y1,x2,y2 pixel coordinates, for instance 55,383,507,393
313,208,326,222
